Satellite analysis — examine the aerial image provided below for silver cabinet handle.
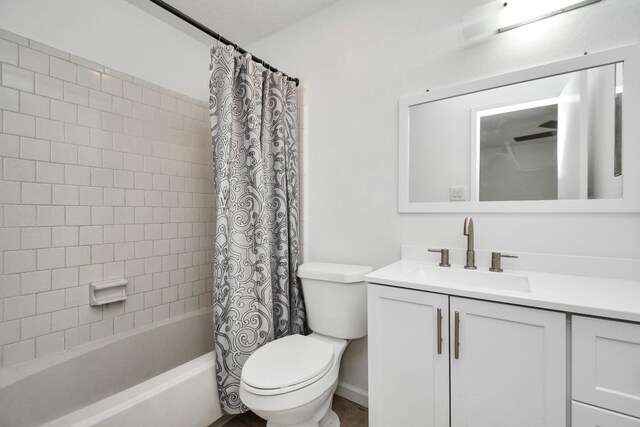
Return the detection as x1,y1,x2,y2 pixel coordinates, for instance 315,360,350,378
454,311,460,359
437,308,442,355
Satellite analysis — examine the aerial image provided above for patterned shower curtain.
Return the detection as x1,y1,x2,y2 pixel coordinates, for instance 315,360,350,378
209,45,307,414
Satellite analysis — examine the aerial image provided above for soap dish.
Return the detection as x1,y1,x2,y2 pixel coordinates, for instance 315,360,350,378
90,278,128,306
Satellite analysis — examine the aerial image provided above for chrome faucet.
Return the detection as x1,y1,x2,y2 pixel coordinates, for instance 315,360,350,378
463,217,476,269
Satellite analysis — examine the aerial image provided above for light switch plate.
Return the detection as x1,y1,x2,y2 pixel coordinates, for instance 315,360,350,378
449,186,466,201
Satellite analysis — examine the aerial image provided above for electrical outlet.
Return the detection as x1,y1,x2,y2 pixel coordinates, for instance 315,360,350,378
449,186,466,201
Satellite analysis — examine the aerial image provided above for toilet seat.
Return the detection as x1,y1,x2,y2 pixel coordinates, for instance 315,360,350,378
241,335,334,396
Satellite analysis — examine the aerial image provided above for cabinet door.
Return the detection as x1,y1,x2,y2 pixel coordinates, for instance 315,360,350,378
573,316,640,418
368,284,449,427
572,401,640,427
450,297,566,427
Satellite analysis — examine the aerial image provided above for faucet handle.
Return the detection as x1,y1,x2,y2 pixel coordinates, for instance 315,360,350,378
489,252,518,272
428,249,451,267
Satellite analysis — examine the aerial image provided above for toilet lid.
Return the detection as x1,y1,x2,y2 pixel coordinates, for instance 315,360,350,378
242,335,334,392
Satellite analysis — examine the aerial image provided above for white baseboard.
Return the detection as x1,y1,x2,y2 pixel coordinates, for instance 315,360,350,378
335,381,368,408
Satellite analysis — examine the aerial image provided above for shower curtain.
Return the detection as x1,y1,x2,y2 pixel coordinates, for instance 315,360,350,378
209,44,307,414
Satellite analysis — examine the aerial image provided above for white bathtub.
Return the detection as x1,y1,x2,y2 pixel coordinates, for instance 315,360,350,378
0,308,224,427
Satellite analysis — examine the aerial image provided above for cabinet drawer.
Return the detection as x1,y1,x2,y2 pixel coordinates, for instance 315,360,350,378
572,401,640,427
573,316,640,418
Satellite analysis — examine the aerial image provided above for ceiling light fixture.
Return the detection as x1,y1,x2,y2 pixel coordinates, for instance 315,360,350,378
498,0,601,33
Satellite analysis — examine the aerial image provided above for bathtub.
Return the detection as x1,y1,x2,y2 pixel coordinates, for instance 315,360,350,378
0,308,224,427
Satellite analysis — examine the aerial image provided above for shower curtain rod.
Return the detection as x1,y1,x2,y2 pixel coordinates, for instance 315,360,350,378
147,0,300,86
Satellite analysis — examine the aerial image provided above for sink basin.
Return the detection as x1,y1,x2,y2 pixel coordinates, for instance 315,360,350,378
415,265,531,293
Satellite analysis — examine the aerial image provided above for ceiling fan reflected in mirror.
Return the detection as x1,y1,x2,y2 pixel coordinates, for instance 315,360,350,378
513,119,558,142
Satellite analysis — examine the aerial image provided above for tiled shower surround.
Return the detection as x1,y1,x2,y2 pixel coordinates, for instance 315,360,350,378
0,29,214,367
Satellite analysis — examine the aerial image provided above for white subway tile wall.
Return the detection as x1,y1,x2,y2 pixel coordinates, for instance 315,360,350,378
0,30,214,368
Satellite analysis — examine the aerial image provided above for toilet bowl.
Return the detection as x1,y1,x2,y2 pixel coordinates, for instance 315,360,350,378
239,262,372,427
240,333,347,426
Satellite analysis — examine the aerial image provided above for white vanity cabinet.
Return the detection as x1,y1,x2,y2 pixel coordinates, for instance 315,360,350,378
449,297,566,427
572,402,640,427
368,284,567,427
572,316,640,426
368,285,450,427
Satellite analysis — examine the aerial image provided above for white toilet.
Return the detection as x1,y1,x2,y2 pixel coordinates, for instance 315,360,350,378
239,262,372,427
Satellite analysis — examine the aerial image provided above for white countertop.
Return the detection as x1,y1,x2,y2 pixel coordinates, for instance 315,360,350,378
365,260,640,323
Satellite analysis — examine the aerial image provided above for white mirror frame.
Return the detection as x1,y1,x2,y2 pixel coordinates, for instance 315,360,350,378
399,44,640,213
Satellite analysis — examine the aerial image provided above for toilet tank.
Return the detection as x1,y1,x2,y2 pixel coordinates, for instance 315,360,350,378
297,262,372,340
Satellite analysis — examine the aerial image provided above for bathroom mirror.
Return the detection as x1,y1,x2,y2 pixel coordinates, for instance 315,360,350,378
399,45,640,212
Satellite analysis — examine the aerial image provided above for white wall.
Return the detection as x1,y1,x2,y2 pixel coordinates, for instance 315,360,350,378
248,0,640,401
0,0,210,101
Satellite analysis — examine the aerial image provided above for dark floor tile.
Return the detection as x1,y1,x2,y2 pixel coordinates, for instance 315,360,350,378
234,410,267,426
227,395,368,426
333,395,368,426
220,419,253,427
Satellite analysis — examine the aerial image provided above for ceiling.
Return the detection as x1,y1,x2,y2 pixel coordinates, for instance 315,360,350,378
126,0,340,46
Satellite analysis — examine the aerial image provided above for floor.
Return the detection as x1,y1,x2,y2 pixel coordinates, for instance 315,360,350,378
221,396,368,426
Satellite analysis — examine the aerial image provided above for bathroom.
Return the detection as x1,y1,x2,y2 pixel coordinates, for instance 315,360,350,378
1,0,639,426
